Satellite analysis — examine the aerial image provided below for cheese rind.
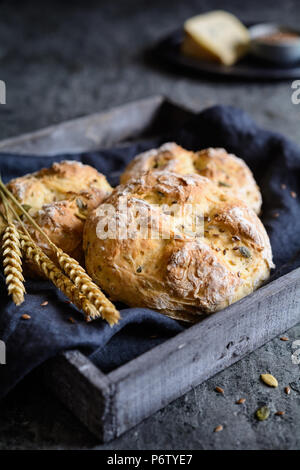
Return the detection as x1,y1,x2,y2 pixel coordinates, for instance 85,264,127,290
182,10,250,66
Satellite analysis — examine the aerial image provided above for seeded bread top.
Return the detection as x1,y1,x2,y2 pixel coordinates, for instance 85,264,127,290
121,143,262,214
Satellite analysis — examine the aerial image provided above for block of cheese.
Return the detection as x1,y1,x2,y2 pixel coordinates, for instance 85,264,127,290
182,11,250,66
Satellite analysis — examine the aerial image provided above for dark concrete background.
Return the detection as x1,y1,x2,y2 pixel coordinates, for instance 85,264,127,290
0,0,299,450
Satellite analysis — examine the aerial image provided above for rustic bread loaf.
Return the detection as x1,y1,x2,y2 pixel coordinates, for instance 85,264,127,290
121,143,262,214
84,171,273,321
6,160,112,270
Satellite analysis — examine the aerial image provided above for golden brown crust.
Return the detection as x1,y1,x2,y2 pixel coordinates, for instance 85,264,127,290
121,143,262,214
6,161,112,274
84,171,273,321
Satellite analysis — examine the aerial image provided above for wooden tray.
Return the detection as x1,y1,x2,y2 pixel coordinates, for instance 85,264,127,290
1,96,299,442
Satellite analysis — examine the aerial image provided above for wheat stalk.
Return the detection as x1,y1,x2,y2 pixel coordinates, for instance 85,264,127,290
1,222,25,306
20,233,101,321
0,179,120,325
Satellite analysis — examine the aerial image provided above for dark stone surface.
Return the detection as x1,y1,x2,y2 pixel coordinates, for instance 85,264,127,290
0,0,299,450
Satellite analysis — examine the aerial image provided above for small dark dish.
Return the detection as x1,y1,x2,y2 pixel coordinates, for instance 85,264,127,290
250,23,300,65
151,28,300,80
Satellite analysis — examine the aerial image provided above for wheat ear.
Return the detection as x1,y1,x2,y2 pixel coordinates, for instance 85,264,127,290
55,248,120,325
20,233,102,322
0,179,120,325
2,222,25,306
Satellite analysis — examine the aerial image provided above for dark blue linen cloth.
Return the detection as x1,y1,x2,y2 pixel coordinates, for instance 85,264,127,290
0,105,300,399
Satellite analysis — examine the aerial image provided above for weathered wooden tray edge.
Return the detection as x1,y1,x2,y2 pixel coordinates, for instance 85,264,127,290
47,267,300,441
0,95,164,155
0,95,192,155
1,95,299,442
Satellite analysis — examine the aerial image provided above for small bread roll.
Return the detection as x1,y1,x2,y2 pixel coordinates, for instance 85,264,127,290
121,143,262,214
84,171,273,322
6,161,112,271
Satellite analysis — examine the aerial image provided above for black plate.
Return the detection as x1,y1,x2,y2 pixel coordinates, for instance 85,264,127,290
153,29,300,80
